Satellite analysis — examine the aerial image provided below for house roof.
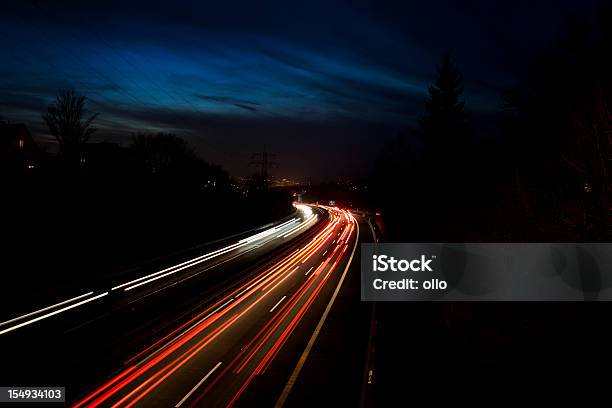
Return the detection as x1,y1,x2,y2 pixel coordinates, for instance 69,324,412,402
0,123,34,141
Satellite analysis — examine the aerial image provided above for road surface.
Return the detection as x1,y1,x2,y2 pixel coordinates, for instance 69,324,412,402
0,204,359,407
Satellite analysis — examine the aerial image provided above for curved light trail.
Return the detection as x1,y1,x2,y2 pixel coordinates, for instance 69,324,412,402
0,204,317,336
72,205,358,408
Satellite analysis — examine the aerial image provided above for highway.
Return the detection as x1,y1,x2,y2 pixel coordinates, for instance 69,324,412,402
0,204,359,407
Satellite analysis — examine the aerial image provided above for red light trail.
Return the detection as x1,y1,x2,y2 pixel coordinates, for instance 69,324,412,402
73,205,358,408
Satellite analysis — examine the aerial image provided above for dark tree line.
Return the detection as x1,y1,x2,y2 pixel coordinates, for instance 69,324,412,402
2,89,292,297
129,132,230,191
500,7,612,240
35,89,232,193
371,8,612,401
373,5,612,242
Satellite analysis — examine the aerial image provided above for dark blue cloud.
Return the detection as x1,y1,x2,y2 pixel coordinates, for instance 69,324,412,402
0,0,599,178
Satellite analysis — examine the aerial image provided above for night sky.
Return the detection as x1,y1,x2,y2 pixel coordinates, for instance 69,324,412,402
0,0,598,180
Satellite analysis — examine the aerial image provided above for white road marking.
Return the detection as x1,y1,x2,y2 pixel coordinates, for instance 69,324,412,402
305,267,314,276
269,295,287,313
175,362,223,407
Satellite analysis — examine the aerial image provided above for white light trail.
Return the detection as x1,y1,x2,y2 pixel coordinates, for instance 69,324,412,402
280,213,317,238
0,211,315,336
0,291,94,328
113,218,300,292
0,292,109,336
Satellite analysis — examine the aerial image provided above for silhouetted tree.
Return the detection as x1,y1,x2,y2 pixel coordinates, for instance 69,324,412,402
42,90,98,167
417,52,470,162
371,53,477,241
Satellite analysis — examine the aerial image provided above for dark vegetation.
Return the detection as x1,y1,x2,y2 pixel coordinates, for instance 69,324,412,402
371,4,611,400
372,11,611,242
1,91,292,308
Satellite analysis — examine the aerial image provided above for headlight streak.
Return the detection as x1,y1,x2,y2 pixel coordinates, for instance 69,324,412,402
72,206,356,408
278,211,317,238
1,214,310,337
0,291,94,328
121,244,247,292
112,218,300,291
0,292,109,336
73,205,333,407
